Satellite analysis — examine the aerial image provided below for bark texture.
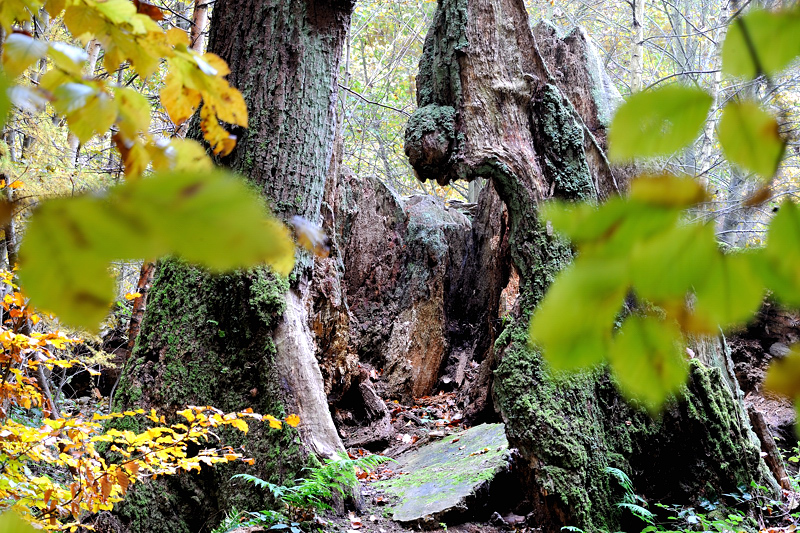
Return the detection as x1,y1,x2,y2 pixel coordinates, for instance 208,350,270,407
113,1,354,531
405,1,776,530
335,171,472,402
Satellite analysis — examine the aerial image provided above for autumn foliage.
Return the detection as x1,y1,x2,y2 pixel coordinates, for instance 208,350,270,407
0,269,299,530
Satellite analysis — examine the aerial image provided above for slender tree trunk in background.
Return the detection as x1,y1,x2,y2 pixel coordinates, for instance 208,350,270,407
630,0,644,92
2,186,17,270
405,0,776,530
124,261,155,356
189,0,209,52
113,1,355,531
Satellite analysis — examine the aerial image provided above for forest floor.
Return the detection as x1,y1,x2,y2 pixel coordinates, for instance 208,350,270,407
322,392,527,533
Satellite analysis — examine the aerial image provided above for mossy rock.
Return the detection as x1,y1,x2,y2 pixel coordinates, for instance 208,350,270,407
377,423,511,528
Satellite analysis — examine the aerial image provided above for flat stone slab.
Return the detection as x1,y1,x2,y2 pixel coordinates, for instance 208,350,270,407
377,423,510,528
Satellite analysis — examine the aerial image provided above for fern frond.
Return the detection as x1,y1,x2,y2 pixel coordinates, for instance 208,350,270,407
616,502,655,524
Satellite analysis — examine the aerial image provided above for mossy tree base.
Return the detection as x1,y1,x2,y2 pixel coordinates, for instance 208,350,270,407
113,260,301,532
494,322,770,532
113,0,355,530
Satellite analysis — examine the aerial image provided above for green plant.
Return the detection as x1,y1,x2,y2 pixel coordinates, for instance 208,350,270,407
643,502,749,533
605,467,655,525
231,452,392,527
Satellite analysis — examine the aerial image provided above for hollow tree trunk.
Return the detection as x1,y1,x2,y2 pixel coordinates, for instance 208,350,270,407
405,1,776,531
113,1,354,532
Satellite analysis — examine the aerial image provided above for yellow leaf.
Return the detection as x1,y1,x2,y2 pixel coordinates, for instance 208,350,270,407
177,409,195,423
228,418,249,433
161,70,201,126
284,414,300,428
201,53,230,77
115,87,151,139
166,28,189,46
125,292,142,300
63,5,107,40
7,180,22,189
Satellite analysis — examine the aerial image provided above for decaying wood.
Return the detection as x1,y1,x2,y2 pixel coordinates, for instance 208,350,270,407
749,405,791,490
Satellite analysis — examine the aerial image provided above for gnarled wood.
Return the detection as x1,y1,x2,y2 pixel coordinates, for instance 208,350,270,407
406,1,777,530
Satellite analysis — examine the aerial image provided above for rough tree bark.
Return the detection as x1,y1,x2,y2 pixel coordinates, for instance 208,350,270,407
112,1,355,532
404,1,776,531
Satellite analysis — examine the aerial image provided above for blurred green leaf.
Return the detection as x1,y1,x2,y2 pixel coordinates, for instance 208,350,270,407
764,345,800,398
628,174,709,207
630,222,717,302
0,68,9,129
608,85,712,161
759,201,800,306
722,9,800,79
16,196,123,328
0,512,38,533
718,101,785,178
693,252,765,328
609,315,688,412
541,198,627,244
2,33,48,78
18,170,295,331
530,259,627,372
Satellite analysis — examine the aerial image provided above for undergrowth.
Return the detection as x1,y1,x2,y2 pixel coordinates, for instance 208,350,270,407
214,452,392,533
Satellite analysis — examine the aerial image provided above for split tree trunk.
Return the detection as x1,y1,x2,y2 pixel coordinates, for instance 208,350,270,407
405,1,776,531
113,1,354,532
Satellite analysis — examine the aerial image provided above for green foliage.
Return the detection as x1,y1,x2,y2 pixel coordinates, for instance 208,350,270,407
718,101,784,178
230,453,392,529
0,69,9,127
759,201,800,306
0,512,37,533
608,85,712,161
721,9,800,79
532,5,800,414
608,316,687,412
17,170,294,330
532,173,779,410
532,175,755,411
605,467,655,525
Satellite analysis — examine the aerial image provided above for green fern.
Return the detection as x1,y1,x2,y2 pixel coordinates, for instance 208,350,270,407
232,452,394,519
616,502,655,524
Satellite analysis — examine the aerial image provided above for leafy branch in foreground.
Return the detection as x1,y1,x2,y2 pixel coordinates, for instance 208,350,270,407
530,5,800,413
17,170,295,330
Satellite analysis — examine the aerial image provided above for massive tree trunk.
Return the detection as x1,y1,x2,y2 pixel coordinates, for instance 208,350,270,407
405,1,777,531
112,1,354,531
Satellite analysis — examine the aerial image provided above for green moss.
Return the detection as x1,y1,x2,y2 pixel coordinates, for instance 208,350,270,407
493,321,770,531
415,0,468,107
533,84,594,201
